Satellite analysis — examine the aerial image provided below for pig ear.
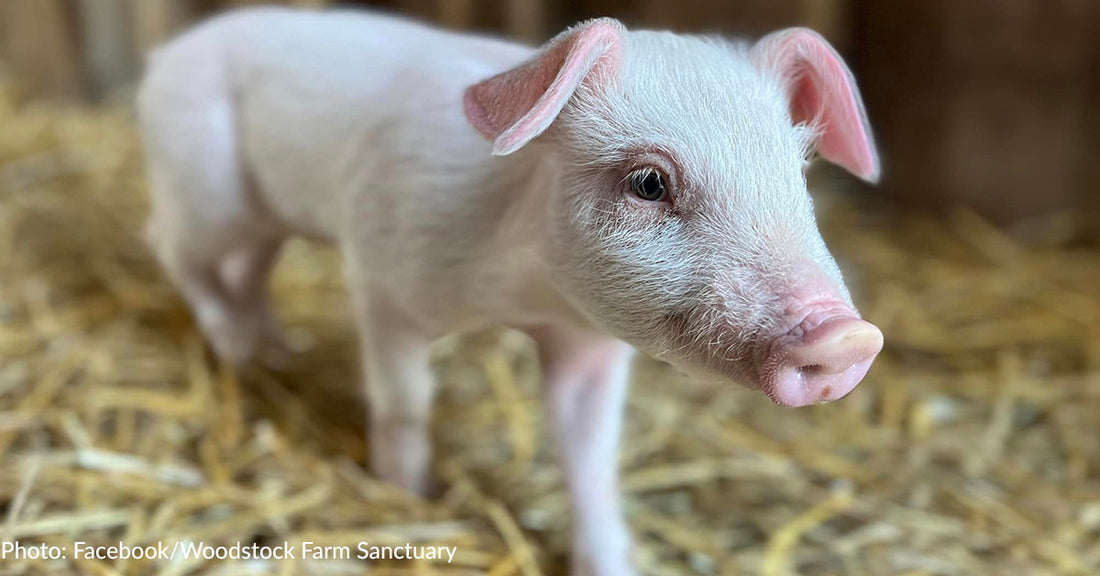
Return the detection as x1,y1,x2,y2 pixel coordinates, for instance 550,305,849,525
464,18,624,156
752,28,880,183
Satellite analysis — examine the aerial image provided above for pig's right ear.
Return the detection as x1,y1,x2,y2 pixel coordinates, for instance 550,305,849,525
464,18,624,156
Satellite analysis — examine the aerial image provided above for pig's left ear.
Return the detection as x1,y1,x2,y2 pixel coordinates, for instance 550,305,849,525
752,28,880,183
464,18,624,156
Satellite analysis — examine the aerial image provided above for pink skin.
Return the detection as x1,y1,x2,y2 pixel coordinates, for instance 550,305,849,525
760,303,883,407
652,281,883,410
464,20,623,156
753,28,880,183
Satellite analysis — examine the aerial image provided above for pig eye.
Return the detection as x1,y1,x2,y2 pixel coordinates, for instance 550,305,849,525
629,168,668,202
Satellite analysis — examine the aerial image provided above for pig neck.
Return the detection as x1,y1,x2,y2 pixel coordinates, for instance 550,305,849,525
474,147,594,332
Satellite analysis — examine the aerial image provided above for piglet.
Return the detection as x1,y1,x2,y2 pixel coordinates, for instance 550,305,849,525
138,7,883,575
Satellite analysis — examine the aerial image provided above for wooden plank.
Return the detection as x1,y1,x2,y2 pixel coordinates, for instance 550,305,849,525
437,0,476,30
0,0,86,99
128,0,195,56
797,0,850,50
856,0,1095,225
76,0,141,98
505,0,546,42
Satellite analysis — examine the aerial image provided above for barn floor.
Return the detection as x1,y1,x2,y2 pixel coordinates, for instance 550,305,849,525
1,88,1099,576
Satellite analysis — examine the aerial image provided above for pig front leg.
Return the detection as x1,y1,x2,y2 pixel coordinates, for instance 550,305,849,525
530,327,637,576
352,289,438,496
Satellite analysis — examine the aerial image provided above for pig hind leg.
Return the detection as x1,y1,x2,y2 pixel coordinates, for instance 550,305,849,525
344,257,437,496
217,234,288,366
142,98,284,366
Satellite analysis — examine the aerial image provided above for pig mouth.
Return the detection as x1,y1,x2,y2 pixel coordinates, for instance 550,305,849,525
653,300,883,407
656,301,883,407
755,304,883,407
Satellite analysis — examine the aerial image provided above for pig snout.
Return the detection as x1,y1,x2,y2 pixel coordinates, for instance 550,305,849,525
759,304,883,407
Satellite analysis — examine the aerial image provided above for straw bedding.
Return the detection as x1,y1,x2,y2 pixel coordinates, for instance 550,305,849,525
1,84,1099,576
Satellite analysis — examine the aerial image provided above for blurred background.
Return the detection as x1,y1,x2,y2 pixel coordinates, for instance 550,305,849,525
1,1,1099,575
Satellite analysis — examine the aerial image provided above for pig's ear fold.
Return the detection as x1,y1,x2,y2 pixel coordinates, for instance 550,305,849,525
752,28,880,183
464,18,624,156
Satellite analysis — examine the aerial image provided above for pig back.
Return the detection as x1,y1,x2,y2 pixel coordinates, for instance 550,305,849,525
215,8,532,240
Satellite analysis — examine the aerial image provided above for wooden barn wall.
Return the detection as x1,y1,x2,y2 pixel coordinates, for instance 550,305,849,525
856,1,1100,231
0,0,1096,231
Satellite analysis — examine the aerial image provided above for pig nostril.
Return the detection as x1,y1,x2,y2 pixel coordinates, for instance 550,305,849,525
799,364,824,375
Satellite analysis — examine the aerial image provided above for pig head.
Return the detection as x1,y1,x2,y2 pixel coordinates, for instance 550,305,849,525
466,21,883,406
